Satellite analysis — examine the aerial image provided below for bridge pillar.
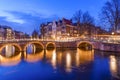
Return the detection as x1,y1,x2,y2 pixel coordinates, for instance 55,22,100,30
19,44,26,52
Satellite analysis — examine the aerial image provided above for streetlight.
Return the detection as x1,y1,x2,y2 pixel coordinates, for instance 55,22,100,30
111,32,115,43
112,32,114,35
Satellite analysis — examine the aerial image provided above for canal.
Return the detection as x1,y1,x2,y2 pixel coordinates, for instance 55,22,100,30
0,45,120,80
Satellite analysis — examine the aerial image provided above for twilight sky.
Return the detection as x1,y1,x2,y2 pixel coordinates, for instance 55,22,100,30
0,0,107,34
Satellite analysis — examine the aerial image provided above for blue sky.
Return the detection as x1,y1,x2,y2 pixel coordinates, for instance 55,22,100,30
0,0,107,34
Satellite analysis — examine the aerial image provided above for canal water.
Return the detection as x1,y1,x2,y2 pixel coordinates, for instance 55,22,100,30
0,45,120,80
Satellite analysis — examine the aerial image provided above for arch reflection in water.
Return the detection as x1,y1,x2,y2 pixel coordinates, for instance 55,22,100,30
1,45,15,57
46,49,56,69
76,48,94,67
24,50,44,63
25,44,44,63
26,44,36,54
0,52,21,66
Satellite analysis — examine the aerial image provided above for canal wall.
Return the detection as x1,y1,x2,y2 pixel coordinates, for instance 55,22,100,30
93,42,120,52
56,41,120,52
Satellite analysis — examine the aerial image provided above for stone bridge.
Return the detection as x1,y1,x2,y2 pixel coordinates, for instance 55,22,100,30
0,39,98,52
0,39,120,52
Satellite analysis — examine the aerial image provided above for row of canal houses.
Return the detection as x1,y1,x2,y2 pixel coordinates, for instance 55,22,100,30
41,18,78,39
40,18,108,39
0,25,29,40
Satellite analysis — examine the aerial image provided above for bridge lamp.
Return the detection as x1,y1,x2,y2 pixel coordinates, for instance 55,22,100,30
67,33,70,36
107,39,110,42
57,36,60,40
111,32,115,42
111,32,114,35
77,34,79,37
93,37,96,40
100,37,103,40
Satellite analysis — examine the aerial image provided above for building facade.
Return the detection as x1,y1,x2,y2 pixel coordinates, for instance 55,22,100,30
40,18,108,39
40,18,79,39
0,25,30,40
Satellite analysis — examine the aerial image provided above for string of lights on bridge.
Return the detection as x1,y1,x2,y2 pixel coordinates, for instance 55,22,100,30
0,35,120,44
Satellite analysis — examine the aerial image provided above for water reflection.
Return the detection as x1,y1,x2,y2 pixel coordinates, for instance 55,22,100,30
0,45,120,80
45,48,94,72
1,45,15,57
25,44,44,63
0,45,21,66
0,52,21,66
24,50,44,63
66,53,71,72
26,44,36,54
76,49,94,65
51,50,56,69
110,55,117,77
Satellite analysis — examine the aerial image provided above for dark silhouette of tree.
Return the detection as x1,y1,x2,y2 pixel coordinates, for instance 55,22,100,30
82,11,95,36
72,10,82,35
100,0,120,33
82,11,94,25
73,10,95,36
73,10,82,23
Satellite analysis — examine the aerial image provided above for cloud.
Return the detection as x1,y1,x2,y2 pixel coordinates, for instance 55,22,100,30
0,11,25,24
0,11,59,34
5,16,25,24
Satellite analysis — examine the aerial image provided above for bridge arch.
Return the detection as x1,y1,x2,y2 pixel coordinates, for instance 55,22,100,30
23,42,44,51
0,43,22,52
77,41,94,50
46,42,56,49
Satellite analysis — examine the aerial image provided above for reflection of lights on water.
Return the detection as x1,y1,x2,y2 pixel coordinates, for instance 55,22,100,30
58,53,62,65
76,52,80,67
25,50,44,63
0,52,21,66
33,45,36,54
110,55,117,74
51,50,56,69
76,49,94,66
66,53,71,72
5,45,15,57
27,44,36,54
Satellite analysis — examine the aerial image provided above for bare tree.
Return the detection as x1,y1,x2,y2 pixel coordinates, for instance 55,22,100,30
82,11,94,25
73,10,95,36
100,0,120,33
73,10,82,23
72,10,82,35
81,12,95,37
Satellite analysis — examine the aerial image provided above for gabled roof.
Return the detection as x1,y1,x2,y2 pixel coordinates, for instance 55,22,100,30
62,18,72,25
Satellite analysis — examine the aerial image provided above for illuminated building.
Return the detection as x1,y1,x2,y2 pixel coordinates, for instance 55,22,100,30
14,30,27,39
40,18,77,39
0,25,29,40
40,18,109,39
0,26,5,40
